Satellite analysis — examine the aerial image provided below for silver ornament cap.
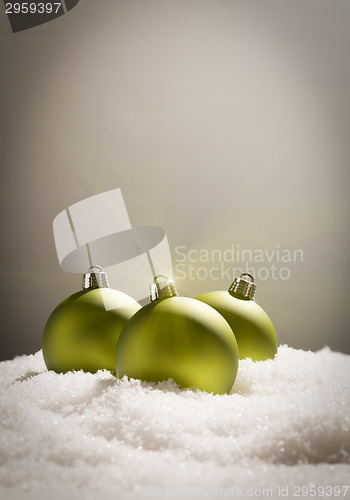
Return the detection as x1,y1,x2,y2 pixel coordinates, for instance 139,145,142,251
82,265,109,290
149,275,179,302
228,273,256,300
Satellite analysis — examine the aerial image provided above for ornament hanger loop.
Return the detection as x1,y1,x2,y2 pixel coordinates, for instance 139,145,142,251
89,265,102,272
154,274,172,283
240,273,255,283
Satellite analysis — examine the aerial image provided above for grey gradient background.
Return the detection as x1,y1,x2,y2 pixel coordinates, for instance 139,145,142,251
0,0,349,361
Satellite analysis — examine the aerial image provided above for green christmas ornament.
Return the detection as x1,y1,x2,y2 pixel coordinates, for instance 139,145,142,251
195,273,277,361
42,266,141,373
115,275,239,394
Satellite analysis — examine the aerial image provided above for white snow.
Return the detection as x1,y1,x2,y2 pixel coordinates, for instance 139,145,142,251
0,346,349,500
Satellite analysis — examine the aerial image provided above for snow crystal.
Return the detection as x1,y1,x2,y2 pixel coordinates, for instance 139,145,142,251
0,346,349,499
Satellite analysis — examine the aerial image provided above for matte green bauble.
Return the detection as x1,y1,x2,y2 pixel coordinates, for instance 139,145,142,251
115,276,239,394
42,267,141,373
195,273,277,361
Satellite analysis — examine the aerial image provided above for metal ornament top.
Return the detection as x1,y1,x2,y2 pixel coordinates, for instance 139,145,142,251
149,275,179,301
228,273,256,300
82,266,109,290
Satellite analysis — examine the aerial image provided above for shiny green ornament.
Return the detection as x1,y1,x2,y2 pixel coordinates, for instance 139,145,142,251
195,273,277,361
115,275,239,394
42,266,141,373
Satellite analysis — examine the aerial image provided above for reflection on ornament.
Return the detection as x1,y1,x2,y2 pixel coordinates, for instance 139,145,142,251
195,274,277,361
42,266,141,373
115,275,239,394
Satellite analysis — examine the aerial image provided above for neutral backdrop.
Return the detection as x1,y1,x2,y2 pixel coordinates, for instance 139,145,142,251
0,0,349,361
